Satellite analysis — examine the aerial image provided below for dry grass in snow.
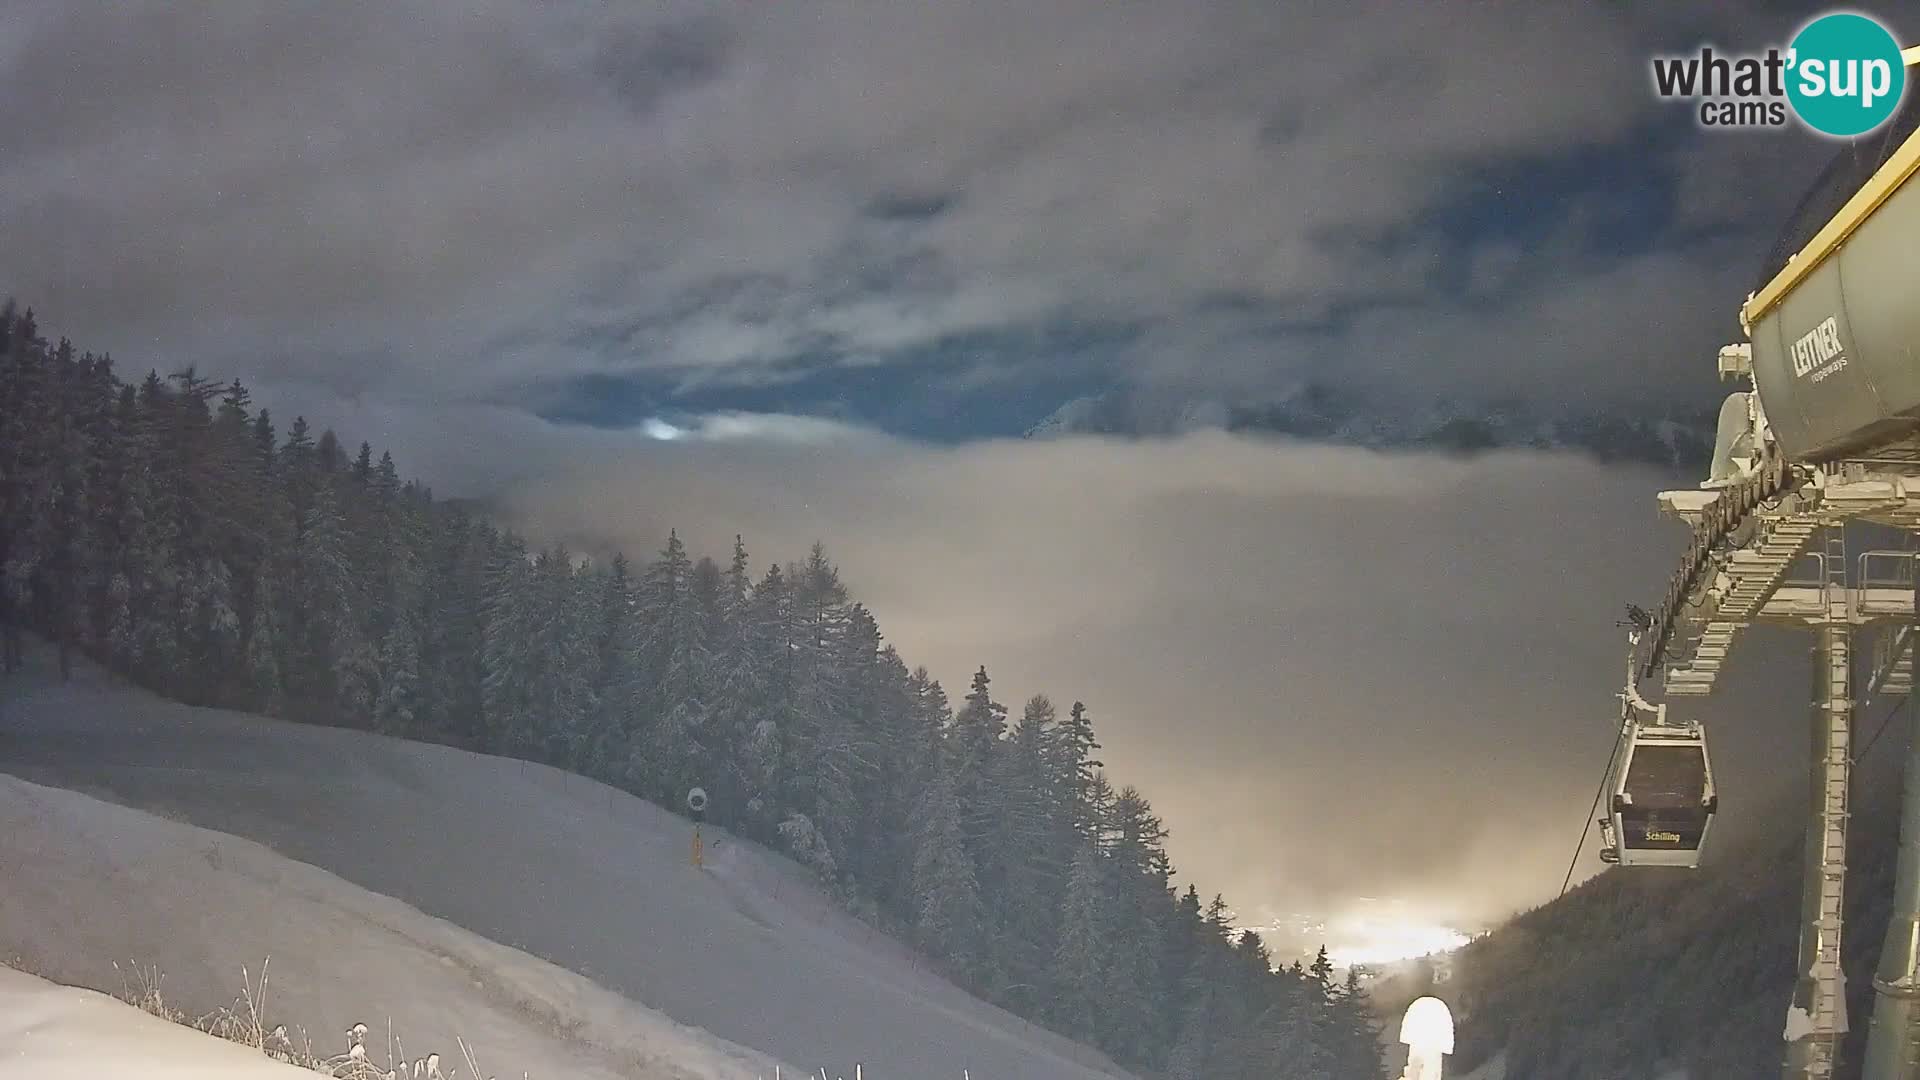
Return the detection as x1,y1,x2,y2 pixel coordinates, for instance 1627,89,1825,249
103,958,500,1079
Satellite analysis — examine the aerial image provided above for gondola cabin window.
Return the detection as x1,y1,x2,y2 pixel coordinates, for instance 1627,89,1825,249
1623,745,1710,808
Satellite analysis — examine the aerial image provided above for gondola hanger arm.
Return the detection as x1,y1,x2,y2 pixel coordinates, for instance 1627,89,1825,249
1620,628,1667,725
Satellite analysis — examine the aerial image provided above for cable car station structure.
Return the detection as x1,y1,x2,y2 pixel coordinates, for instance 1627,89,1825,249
1609,59,1920,1080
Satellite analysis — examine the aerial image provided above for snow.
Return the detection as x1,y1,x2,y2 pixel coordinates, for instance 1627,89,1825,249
0,965,312,1079
0,649,1130,1080
0,774,784,1080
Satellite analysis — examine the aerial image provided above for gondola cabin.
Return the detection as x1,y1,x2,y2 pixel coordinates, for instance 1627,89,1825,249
1601,718,1717,868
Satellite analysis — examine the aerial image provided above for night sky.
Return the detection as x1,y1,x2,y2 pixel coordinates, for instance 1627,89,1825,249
2,1,1862,958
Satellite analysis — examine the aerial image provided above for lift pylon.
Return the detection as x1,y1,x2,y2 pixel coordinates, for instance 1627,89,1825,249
1865,575,1920,1079
1784,565,1855,1078
1620,58,1920,1080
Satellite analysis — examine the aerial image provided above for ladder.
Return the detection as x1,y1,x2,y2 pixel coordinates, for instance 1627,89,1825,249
1789,525,1855,1079
1814,618,1852,1024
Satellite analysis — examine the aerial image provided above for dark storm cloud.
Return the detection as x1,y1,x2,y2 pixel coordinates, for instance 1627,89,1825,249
1,0,1828,413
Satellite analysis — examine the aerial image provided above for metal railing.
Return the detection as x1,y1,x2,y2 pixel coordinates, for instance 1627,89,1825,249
1862,550,1920,591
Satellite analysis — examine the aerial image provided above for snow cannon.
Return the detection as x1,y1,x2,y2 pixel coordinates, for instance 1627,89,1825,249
686,787,709,869
1398,996,1454,1080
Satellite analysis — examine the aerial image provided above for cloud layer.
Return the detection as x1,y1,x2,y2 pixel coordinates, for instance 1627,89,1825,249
257,394,1803,937
510,425,1807,935
3,1,1828,420
2,0,1835,948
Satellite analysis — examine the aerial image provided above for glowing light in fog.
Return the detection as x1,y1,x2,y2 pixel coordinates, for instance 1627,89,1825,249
1327,919,1470,968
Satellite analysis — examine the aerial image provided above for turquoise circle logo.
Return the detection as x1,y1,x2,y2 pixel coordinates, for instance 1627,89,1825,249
1787,13,1906,137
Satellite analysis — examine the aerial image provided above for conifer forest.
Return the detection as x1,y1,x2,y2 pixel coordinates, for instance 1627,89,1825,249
0,303,1388,1078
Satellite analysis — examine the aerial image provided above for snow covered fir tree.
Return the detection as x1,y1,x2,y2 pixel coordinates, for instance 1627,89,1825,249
0,302,1387,1078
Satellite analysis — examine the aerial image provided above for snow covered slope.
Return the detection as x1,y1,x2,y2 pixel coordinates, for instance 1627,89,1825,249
0,965,317,1079
0,648,1129,1080
0,774,788,1079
